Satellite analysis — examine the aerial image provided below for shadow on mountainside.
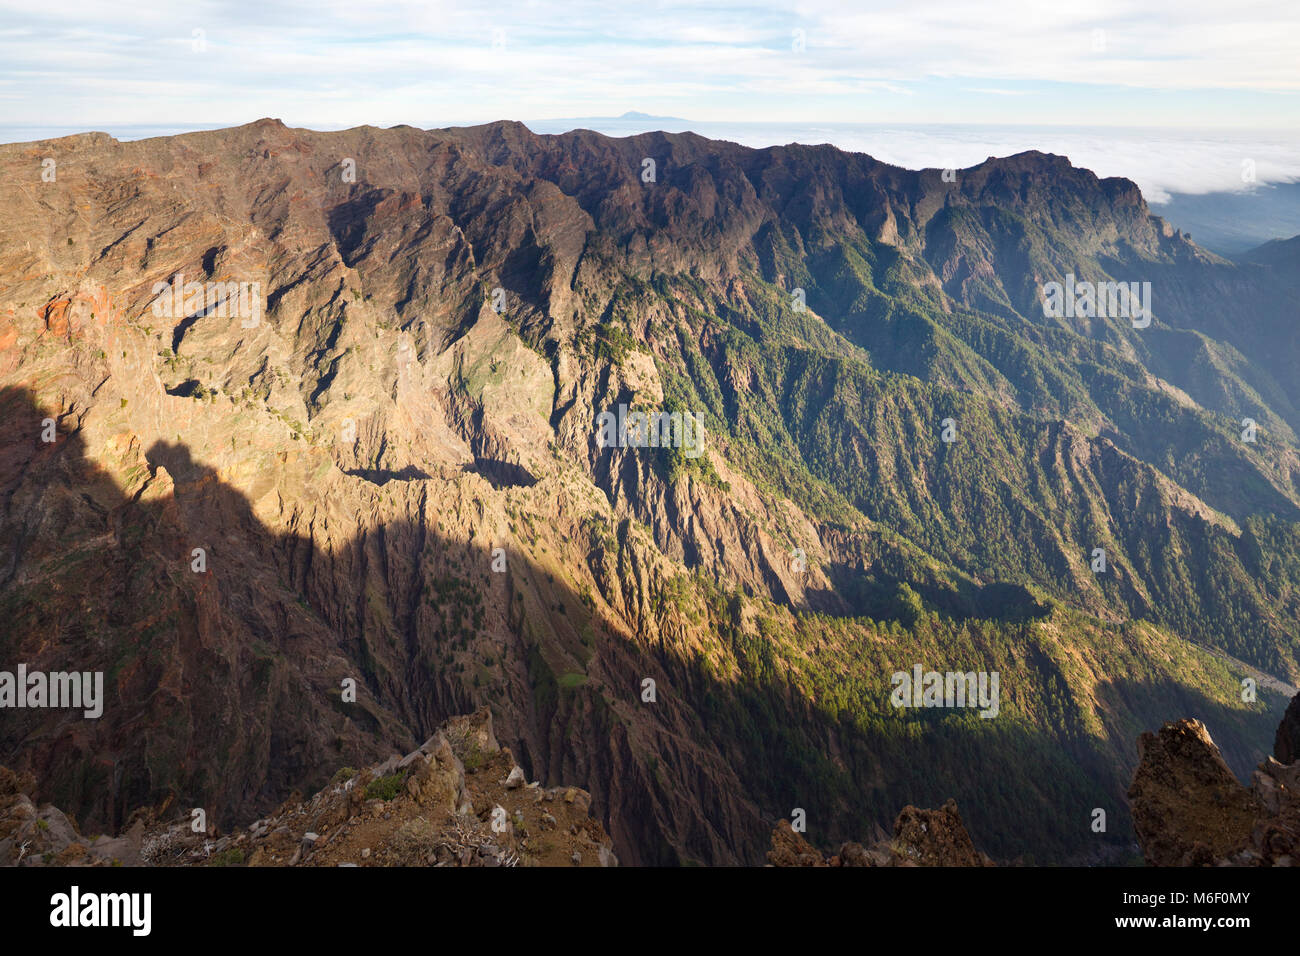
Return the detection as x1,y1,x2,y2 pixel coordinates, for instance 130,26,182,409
0,385,1286,864
1094,677,1288,788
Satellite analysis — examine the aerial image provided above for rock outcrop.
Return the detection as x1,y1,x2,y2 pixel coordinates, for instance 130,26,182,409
0,708,617,868
1275,693,1300,766
1128,695,1300,866
767,799,994,867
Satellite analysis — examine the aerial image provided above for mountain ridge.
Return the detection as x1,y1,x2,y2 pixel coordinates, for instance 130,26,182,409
1,118,1296,864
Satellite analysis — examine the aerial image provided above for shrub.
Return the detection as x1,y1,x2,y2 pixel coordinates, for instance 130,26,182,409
364,771,408,801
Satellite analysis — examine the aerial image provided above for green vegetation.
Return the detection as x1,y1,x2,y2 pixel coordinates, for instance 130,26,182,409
364,771,408,801
589,321,641,364
461,746,487,771
568,253,1300,859
642,566,1285,860
640,269,1300,679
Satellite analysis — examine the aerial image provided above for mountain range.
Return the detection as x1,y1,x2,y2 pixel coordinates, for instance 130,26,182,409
1,118,1297,865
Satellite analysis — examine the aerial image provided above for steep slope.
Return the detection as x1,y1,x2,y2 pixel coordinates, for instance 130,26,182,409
0,120,1296,864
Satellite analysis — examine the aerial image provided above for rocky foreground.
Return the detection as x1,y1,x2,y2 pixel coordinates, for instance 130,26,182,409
766,691,1300,868
7,693,1299,867
0,708,616,867
767,798,995,867
1127,692,1300,866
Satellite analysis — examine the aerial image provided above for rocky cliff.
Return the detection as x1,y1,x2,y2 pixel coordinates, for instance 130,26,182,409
1,119,1297,865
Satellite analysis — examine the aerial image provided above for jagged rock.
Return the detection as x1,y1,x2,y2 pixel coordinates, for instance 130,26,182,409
1129,701,1300,866
890,800,991,867
766,820,826,867
397,751,425,771
768,799,992,867
404,734,466,814
442,707,500,759
837,841,887,867
567,789,592,814
1128,719,1260,866
0,709,615,869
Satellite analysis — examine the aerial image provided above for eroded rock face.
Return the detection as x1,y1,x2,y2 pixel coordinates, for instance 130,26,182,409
1128,700,1300,866
3,119,1299,869
768,798,994,867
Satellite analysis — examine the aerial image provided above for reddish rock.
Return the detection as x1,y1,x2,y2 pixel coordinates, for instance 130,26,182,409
890,799,992,867
1129,707,1300,867
768,799,993,867
766,819,825,867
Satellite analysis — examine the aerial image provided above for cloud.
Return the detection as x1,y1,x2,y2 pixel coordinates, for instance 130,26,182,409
0,0,1296,129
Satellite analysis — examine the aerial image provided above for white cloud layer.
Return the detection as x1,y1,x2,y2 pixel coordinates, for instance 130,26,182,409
0,0,1296,129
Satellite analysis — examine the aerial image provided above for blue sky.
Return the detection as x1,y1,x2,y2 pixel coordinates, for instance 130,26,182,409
1,0,1296,130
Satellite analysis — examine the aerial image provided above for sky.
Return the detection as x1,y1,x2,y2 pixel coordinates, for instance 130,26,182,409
0,1,1296,199
1,0,1296,129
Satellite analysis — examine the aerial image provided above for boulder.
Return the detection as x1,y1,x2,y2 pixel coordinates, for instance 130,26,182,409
502,766,526,789
1129,719,1260,866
